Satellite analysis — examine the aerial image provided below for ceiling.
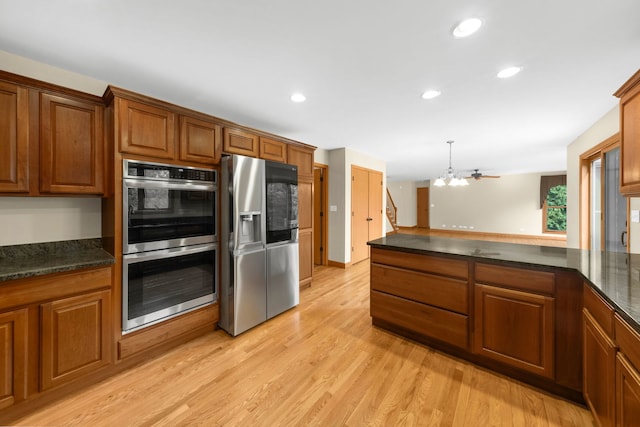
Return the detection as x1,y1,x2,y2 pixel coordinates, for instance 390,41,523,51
1,0,639,181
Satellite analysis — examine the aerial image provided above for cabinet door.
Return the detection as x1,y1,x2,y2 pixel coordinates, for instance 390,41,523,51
298,229,313,288
0,309,28,410
0,81,29,193
40,290,111,391
474,283,555,379
117,98,175,159
287,145,314,179
619,79,640,195
40,93,104,194
179,115,221,165
259,137,287,162
616,353,640,427
222,127,259,157
583,310,616,427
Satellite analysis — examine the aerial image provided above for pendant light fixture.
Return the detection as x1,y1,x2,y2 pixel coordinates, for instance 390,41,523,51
433,140,469,187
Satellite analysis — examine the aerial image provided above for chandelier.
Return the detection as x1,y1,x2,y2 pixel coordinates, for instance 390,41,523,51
433,140,469,187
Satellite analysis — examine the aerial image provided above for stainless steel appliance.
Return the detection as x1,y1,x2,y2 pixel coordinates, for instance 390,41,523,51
122,159,217,333
219,155,299,336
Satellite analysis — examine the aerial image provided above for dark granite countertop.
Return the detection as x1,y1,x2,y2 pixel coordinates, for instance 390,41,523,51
0,238,115,282
369,234,640,332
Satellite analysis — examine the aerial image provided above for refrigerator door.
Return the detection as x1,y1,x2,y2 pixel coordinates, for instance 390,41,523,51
266,242,300,319
232,248,267,335
232,155,265,253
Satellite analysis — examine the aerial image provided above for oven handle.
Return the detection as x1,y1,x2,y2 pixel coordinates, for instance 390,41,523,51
123,242,217,264
123,178,215,192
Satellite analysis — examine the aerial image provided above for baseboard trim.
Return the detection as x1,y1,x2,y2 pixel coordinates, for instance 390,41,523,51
328,260,350,269
426,228,566,242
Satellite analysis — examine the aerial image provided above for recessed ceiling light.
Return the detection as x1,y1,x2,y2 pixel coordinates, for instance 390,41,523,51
291,93,306,103
497,66,522,79
421,90,441,99
452,18,482,38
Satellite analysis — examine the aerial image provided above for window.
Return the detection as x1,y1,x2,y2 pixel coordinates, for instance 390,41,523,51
543,184,567,233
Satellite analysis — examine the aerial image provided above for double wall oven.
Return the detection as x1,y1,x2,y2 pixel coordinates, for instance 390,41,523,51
122,160,217,333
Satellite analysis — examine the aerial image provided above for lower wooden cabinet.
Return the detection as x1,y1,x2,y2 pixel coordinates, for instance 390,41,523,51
298,229,313,288
0,309,28,410
474,283,555,379
616,353,640,426
583,309,617,427
40,290,112,391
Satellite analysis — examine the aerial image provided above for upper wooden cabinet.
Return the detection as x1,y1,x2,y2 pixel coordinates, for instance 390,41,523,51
259,137,287,162
0,81,29,193
39,92,104,194
179,115,221,165
614,69,640,196
287,145,314,178
117,97,176,160
223,127,259,157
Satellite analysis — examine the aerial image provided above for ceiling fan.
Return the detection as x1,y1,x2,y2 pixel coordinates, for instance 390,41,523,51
464,169,501,180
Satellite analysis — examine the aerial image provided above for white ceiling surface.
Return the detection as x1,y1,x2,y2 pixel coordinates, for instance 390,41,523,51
1,1,639,181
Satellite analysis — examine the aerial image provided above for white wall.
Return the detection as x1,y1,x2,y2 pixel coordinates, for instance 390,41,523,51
429,173,559,235
326,148,386,264
0,51,106,246
566,105,640,253
386,180,418,227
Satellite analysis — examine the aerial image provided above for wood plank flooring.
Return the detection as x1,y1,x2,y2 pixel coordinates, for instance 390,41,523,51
12,262,592,426
396,227,567,248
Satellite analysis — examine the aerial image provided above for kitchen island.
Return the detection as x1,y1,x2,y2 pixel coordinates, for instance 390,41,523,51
368,233,640,423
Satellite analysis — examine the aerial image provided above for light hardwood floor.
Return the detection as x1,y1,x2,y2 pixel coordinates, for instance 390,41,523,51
12,262,592,426
396,227,568,248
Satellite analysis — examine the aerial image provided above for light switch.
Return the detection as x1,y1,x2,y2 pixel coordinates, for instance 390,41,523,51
632,210,640,223
329,205,338,212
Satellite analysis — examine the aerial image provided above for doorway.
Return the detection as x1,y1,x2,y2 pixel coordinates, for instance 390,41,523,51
313,164,328,266
417,187,430,228
351,165,383,264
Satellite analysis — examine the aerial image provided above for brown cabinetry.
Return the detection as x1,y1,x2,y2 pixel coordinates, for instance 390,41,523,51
179,115,221,165
583,286,616,427
40,92,104,194
0,309,28,410
40,289,111,391
615,314,640,426
259,137,287,162
0,80,29,193
614,69,640,196
117,97,176,160
223,127,259,157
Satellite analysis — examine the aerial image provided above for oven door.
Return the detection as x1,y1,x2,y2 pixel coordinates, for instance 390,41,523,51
123,179,216,253
122,243,217,333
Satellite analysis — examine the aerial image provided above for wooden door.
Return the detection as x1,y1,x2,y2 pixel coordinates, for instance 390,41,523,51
417,187,429,228
179,115,221,165
40,92,104,194
222,127,259,157
0,309,28,410
40,290,112,391
351,167,370,264
582,310,616,427
313,166,328,265
0,81,29,193
474,284,555,379
117,97,176,159
368,170,383,241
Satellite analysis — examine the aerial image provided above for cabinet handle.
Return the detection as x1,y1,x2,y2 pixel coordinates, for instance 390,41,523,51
621,231,627,247
366,217,372,221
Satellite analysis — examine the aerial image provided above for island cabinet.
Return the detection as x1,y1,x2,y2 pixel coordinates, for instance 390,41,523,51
473,263,556,379
0,71,105,196
614,314,640,426
370,248,470,350
614,69,640,196
0,266,112,409
583,285,617,427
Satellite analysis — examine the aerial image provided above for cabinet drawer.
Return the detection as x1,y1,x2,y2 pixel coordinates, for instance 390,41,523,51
475,263,555,295
615,314,640,372
584,284,614,336
371,248,468,280
370,290,468,350
371,264,468,314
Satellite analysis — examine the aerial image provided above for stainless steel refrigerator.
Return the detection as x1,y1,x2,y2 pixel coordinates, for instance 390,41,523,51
219,154,299,336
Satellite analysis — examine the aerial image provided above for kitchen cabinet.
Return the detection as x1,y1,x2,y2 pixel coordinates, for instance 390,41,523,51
40,289,111,391
583,285,617,427
259,137,287,162
614,69,640,196
179,115,221,165
370,249,470,350
0,266,112,409
116,97,176,160
0,80,29,193
614,314,640,426
0,72,105,195
223,127,259,157
0,309,28,410
288,144,313,179
39,92,104,194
